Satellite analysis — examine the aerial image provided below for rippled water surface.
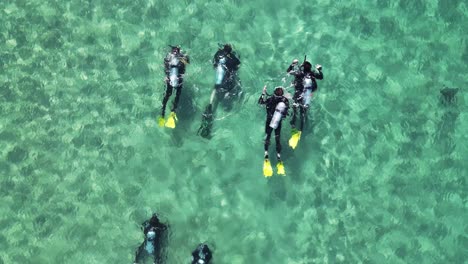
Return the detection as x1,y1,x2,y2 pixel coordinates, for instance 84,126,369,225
1,0,467,263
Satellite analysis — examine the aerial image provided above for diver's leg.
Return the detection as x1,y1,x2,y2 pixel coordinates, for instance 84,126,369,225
161,84,173,117
171,77,184,112
264,119,273,157
290,91,300,129
290,104,298,129
210,87,220,114
299,105,306,131
171,86,182,112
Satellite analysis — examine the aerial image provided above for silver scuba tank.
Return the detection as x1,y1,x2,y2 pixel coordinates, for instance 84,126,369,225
303,76,313,107
168,54,180,87
169,67,179,87
144,230,156,254
215,56,226,85
303,76,313,89
269,102,286,129
304,89,312,107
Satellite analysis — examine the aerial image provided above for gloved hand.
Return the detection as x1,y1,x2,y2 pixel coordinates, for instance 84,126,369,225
316,64,322,70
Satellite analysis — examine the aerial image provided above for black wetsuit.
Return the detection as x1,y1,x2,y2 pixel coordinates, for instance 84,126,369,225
197,48,241,138
286,63,323,130
258,93,289,156
161,51,190,117
212,49,240,92
134,215,167,264
191,244,212,264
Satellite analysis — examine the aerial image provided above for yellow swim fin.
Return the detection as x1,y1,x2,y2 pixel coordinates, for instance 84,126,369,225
263,159,273,177
158,116,165,127
277,161,286,175
289,130,302,149
165,112,177,129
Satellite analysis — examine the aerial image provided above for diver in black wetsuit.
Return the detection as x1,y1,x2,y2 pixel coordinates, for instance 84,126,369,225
258,86,289,161
134,214,168,264
191,244,212,264
159,45,190,126
212,44,241,88
198,44,241,138
286,58,323,131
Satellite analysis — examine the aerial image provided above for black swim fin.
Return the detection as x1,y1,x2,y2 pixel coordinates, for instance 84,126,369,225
198,104,213,138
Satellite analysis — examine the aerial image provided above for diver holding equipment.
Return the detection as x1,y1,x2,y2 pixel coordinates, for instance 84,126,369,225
191,243,213,264
198,44,241,138
258,85,289,176
134,214,168,264
159,45,190,129
286,56,323,149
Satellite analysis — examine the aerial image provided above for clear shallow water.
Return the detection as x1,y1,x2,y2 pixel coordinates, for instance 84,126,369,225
0,0,467,263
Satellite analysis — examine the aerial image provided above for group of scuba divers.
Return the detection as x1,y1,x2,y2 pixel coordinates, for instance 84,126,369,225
158,44,323,177
136,45,323,263
134,214,212,264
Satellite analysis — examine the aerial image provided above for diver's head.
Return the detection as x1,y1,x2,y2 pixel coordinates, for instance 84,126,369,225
223,44,232,53
199,244,210,252
302,61,312,71
171,45,181,54
149,214,161,226
274,87,284,96
196,244,211,262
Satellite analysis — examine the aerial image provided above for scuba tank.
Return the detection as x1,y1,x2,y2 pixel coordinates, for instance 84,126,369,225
169,67,179,87
215,56,226,85
169,55,180,87
269,102,286,129
303,76,313,107
304,89,312,107
144,230,156,254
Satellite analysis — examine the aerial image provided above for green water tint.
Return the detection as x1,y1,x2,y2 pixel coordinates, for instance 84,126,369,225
1,0,466,263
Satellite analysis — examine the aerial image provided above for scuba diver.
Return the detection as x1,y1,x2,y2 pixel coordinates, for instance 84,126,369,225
258,85,289,177
198,43,241,138
191,243,212,264
286,57,323,149
134,214,168,264
159,45,190,129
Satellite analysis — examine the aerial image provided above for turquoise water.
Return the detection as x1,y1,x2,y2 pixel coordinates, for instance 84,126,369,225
1,0,467,263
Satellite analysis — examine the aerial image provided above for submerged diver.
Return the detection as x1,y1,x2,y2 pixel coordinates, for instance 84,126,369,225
159,45,190,128
191,243,213,264
286,57,323,149
258,85,289,176
198,43,241,138
134,214,168,264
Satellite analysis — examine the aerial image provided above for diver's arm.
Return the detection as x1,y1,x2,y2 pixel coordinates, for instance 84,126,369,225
313,64,323,80
283,98,290,117
258,85,268,104
205,250,212,262
287,59,299,74
191,250,198,263
163,54,170,74
232,54,241,70
213,50,221,67
134,242,145,264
